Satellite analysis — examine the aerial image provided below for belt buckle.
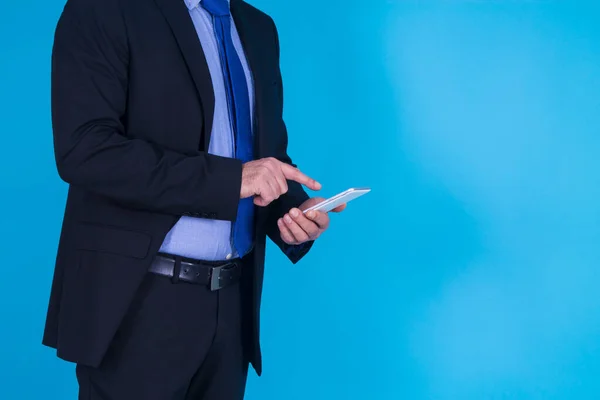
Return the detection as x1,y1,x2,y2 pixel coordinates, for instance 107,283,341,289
209,262,234,291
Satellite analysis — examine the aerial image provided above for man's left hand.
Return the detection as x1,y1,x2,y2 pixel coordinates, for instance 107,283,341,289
277,197,346,245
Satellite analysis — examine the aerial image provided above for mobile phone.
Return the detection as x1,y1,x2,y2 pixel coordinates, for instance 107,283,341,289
302,187,371,213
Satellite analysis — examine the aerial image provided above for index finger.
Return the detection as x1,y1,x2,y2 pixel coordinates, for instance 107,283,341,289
281,164,321,191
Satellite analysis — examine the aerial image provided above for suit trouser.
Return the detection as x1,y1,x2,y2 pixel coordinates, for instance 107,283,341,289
76,270,249,400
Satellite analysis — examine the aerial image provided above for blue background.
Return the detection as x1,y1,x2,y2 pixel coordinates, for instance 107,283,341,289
1,0,600,399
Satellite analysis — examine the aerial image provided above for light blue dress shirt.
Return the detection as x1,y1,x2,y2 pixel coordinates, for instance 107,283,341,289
159,0,255,261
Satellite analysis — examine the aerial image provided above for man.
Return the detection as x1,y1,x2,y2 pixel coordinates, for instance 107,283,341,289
42,0,345,398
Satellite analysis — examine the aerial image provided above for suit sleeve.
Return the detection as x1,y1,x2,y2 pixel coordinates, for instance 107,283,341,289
264,17,314,264
51,0,242,221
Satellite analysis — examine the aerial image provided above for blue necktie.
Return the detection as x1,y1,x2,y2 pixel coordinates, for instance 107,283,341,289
202,0,254,257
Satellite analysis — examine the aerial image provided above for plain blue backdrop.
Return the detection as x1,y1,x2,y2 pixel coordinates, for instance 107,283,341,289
1,0,600,399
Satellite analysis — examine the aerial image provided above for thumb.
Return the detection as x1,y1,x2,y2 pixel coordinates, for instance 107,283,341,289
254,197,270,207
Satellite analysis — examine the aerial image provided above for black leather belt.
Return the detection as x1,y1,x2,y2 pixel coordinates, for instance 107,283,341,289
149,253,242,291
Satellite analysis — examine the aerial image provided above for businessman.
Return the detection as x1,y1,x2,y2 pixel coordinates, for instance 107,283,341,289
43,0,345,398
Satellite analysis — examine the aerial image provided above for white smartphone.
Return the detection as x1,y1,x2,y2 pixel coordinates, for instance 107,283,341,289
303,187,371,213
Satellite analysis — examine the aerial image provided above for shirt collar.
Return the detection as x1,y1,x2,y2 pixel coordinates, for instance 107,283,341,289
185,0,230,11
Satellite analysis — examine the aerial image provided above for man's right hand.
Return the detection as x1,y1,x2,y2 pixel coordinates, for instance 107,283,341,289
241,158,321,207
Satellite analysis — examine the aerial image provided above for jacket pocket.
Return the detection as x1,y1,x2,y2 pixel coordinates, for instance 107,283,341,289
75,222,152,259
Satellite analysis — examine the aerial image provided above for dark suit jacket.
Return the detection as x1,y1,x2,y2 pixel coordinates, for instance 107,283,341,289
42,0,312,375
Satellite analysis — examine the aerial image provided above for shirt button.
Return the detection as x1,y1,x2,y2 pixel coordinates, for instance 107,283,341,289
226,254,232,260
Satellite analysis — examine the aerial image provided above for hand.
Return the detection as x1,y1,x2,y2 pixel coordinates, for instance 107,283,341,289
241,158,321,207
277,197,347,245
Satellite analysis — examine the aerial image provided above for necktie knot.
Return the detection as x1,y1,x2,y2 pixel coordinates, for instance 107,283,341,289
201,0,230,17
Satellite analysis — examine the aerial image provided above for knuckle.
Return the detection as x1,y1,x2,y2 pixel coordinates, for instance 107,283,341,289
260,191,271,202
260,165,270,175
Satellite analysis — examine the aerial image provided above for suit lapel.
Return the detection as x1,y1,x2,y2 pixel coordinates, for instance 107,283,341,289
231,0,266,158
153,0,215,150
